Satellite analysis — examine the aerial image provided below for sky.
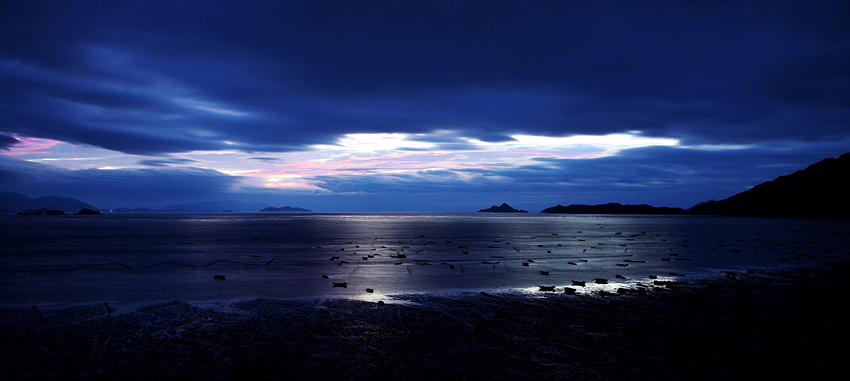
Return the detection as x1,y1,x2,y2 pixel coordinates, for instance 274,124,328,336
1,1,849,212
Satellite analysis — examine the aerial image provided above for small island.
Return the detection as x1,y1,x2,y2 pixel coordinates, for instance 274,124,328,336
478,203,528,213
74,208,102,215
259,206,311,212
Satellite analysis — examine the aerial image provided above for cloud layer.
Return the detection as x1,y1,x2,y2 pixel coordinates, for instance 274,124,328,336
2,1,849,211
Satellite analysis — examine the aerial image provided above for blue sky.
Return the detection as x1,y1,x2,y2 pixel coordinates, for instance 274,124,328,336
1,1,849,212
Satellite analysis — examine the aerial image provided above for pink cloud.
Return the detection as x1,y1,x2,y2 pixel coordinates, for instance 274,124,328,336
0,135,64,156
248,152,486,182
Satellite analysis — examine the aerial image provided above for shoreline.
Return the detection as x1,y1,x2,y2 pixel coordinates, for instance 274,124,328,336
0,264,815,312
2,266,848,379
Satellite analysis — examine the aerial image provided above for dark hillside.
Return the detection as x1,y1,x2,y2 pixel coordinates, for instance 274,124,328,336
688,153,850,218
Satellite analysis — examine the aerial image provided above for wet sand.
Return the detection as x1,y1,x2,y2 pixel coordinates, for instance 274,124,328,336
1,267,848,380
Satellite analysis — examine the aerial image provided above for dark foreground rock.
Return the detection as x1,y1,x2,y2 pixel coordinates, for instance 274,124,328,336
1,268,848,380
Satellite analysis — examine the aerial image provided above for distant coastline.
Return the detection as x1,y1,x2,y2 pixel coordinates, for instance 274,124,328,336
541,203,685,215
497,152,850,218
259,206,311,212
0,192,311,214
4,152,849,218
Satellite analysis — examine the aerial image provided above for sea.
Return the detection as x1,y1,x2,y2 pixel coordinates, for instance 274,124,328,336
2,213,849,309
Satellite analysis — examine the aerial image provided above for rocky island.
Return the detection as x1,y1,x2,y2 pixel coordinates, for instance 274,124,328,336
478,203,528,213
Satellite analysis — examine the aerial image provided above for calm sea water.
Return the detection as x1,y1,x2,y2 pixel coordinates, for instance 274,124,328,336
2,213,849,308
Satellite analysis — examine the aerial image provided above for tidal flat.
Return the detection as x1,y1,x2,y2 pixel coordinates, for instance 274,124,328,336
2,213,849,379
1,267,848,380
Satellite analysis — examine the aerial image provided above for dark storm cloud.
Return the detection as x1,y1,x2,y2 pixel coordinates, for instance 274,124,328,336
0,133,18,149
2,1,849,155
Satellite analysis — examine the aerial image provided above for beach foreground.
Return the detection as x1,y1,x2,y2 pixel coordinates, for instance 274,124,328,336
2,267,848,380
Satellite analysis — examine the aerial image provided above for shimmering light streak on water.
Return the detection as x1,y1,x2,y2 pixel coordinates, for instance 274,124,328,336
1,213,848,307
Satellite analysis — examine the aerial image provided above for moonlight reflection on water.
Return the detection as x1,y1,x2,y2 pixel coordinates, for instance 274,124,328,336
1,213,848,307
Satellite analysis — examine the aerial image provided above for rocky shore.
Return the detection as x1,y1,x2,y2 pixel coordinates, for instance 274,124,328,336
1,267,848,380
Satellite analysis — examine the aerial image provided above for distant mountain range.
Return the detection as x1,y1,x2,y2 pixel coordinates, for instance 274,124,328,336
687,152,850,218
0,193,310,214
0,192,98,213
121,200,310,213
158,200,269,213
259,206,311,212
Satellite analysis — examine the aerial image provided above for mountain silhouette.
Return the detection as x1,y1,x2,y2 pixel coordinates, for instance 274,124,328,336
0,192,98,213
687,152,850,218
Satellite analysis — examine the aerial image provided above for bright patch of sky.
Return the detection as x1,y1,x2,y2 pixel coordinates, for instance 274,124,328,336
5,130,686,192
